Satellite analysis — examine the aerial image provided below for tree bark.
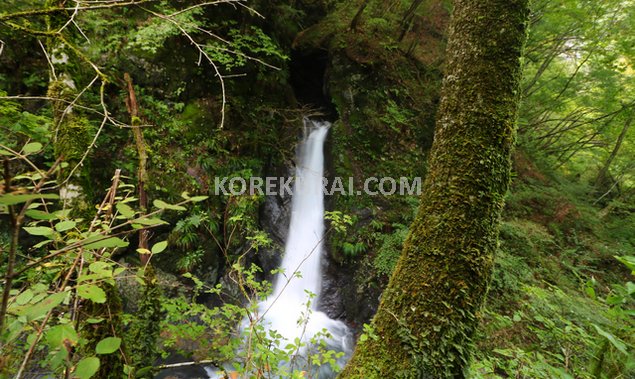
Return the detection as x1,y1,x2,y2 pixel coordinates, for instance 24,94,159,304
124,73,150,264
350,0,370,31
339,0,528,378
595,111,633,193
398,0,425,42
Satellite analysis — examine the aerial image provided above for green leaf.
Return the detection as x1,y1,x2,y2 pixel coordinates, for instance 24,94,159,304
82,236,128,250
15,289,34,305
151,240,168,254
46,324,78,349
89,261,111,274
22,142,43,154
23,226,55,237
615,256,635,273
592,324,628,355
153,199,186,211
116,203,135,218
55,220,76,232
22,291,68,321
33,239,53,248
25,209,57,220
74,357,100,379
95,337,121,354
189,196,208,202
132,217,167,226
0,193,59,205
77,284,106,304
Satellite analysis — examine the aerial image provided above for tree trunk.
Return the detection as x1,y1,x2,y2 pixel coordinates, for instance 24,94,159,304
339,0,528,378
124,73,150,264
595,111,633,193
398,0,425,42
350,0,370,31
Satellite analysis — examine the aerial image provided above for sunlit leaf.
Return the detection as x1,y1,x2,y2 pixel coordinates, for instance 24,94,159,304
82,236,128,250
23,226,55,237
22,142,43,154
46,324,78,349
116,202,135,218
77,284,107,304
151,240,167,254
95,337,121,354
74,357,100,379
21,291,68,321
25,209,57,220
153,199,186,211
55,220,76,232
0,193,59,205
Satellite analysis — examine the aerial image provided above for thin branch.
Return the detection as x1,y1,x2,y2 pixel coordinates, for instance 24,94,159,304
140,6,227,129
38,40,57,81
0,0,160,22
62,80,109,184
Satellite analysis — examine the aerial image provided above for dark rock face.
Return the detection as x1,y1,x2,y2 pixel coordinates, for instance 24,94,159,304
251,161,294,282
319,255,381,333
154,364,209,379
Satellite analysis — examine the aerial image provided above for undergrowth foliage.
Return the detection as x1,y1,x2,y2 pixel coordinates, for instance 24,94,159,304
0,138,208,377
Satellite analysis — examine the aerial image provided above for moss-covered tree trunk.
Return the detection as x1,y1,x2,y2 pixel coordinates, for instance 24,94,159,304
339,0,529,378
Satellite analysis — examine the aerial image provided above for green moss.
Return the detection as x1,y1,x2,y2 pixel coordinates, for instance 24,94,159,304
339,0,530,377
79,284,126,379
126,267,162,378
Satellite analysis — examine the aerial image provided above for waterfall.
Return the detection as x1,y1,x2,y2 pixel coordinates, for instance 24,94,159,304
270,120,328,307
256,119,350,376
206,119,351,379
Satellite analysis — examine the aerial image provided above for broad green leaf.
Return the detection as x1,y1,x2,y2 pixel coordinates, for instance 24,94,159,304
77,284,106,304
74,357,100,379
22,142,43,154
0,193,59,205
189,196,208,202
82,236,128,250
46,324,78,349
136,248,151,255
89,261,111,274
153,199,186,211
615,256,635,273
33,239,53,248
22,291,68,321
23,226,55,237
151,240,168,254
55,220,76,232
15,289,34,305
95,337,121,354
592,324,628,355
116,203,135,218
25,209,57,220
132,217,167,226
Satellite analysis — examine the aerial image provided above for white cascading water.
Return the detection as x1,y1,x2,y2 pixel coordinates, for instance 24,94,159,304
207,119,350,379
256,119,350,376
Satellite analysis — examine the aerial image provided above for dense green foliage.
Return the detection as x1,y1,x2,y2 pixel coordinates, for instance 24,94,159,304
0,0,634,378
